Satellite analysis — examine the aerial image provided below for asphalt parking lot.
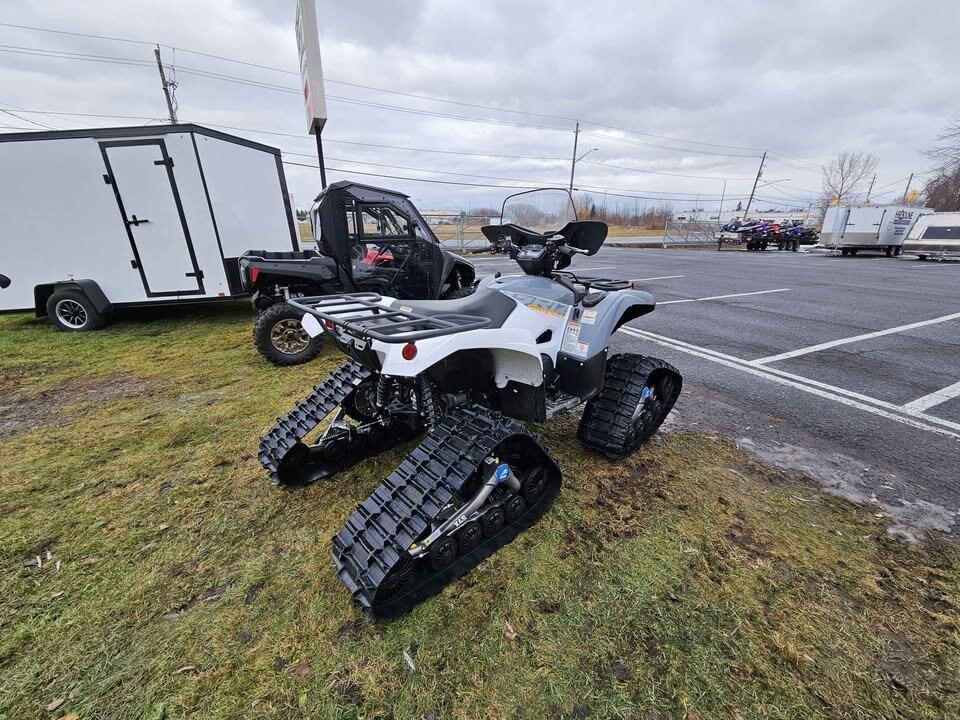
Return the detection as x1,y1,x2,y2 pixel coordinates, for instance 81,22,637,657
472,247,960,538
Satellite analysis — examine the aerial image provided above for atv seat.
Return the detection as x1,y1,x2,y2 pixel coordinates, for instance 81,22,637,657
392,288,516,329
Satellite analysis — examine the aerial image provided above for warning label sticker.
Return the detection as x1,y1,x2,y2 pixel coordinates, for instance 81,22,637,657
562,322,589,357
581,309,597,324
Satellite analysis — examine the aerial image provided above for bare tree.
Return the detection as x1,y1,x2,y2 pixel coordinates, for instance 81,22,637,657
821,151,879,204
926,118,960,172
923,166,960,211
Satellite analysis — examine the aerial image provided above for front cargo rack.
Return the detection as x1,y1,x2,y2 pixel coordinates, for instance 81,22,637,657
287,293,492,343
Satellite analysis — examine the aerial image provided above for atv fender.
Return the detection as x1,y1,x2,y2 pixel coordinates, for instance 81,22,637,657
378,327,543,386
579,289,655,339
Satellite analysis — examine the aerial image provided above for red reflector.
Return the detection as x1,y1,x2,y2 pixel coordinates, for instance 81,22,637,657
402,342,417,361
250,267,259,283
325,319,335,331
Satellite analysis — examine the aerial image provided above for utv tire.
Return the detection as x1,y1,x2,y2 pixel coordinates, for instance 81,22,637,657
442,285,475,299
577,353,682,459
46,289,106,332
253,302,322,366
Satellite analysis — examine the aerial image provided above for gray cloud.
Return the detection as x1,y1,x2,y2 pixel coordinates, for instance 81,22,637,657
1,0,956,212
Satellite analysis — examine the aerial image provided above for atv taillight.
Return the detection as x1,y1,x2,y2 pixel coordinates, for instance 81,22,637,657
250,267,259,283
402,342,417,361
325,319,335,331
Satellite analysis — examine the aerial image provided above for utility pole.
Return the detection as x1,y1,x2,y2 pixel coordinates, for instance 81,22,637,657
154,45,177,124
717,179,727,221
742,150,766,220
568,121,580,192
865,173,877,204
902,173,914,203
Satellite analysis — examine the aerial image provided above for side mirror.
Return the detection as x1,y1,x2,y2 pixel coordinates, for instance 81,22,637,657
0,274,10,289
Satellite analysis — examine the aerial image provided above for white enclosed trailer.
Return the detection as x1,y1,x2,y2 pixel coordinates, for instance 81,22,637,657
0,124,299,330
820,204,931,257
902,212,960,259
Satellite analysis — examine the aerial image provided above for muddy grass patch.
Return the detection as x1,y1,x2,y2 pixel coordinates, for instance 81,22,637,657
0,374,158,437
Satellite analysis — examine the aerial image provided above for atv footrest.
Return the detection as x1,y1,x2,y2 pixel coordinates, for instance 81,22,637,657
288,293,492,343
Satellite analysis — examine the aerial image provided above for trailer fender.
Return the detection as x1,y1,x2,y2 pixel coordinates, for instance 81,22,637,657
34,280,112,318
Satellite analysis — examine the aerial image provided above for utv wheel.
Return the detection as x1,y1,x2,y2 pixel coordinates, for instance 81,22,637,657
429,535,458,571
577,354,682,459
253,302,322,366
442,285,475,299
46,290,106,332
841,248,850,256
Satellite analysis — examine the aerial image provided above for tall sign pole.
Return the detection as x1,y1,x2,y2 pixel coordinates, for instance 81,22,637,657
742,150,766,220
296,0,328,188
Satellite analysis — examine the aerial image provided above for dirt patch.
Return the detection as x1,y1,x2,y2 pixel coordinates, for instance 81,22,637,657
585,455,663,538
0,375,156,438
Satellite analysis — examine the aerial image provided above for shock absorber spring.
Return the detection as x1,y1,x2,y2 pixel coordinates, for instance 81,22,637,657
417,374,441,430
375,375,392,410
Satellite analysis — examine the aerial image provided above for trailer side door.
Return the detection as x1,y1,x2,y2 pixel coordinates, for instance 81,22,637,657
100,139,204,296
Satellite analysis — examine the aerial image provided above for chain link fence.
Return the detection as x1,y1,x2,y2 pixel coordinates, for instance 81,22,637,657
662,220,721,246
422,213,494,254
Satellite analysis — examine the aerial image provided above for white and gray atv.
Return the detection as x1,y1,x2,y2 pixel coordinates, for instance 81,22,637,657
258,188,682,617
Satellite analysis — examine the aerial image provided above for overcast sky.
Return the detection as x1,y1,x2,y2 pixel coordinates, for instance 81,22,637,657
1,0,956,214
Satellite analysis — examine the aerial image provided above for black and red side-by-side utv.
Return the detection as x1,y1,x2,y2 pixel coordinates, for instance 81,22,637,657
240,181,476,365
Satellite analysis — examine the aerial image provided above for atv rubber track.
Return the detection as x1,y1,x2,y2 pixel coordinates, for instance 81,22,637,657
332,404,561,617
258,360,371,484
577,353,682,459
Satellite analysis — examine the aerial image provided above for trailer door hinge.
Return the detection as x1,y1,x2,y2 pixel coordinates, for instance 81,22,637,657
185,270,204,279
103,174,113,184
153,158,174,168
130,260,138,269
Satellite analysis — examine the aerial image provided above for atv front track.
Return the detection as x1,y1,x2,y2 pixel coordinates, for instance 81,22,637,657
333,405,561,617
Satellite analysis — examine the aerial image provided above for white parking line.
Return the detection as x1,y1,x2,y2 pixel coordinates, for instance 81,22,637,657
903,381,960,414
617,326,960,440
752,311,960,365
631,274,685,282
659,288,790,305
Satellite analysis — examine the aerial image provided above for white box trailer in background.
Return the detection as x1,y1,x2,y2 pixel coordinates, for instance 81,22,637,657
0,124,299,330
902,212,960,260
820,204,932,257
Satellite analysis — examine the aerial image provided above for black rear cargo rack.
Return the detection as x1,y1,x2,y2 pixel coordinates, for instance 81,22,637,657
553,271,631,291
287,293,491,343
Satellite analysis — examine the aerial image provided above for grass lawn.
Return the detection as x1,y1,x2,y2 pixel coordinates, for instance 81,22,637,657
1,309,957,720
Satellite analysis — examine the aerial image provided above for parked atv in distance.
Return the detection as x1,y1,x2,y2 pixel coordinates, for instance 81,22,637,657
257,188,682,617
240,181,476,365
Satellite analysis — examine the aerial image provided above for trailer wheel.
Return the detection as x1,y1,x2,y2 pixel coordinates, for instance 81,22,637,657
894,246,902,256
46,289,106,332
885,247,894,258
253,302,323,366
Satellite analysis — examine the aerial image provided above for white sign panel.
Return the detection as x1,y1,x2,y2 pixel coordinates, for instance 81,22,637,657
295,0,328,134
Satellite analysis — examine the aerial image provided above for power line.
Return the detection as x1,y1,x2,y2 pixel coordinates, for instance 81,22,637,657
0,107,59,130
581,130,762,158
581,159,751,181
0,26,804,157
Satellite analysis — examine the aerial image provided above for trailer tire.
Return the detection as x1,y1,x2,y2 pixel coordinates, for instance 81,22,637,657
253,302,323,366
885,247,894,258
46,289,106,332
